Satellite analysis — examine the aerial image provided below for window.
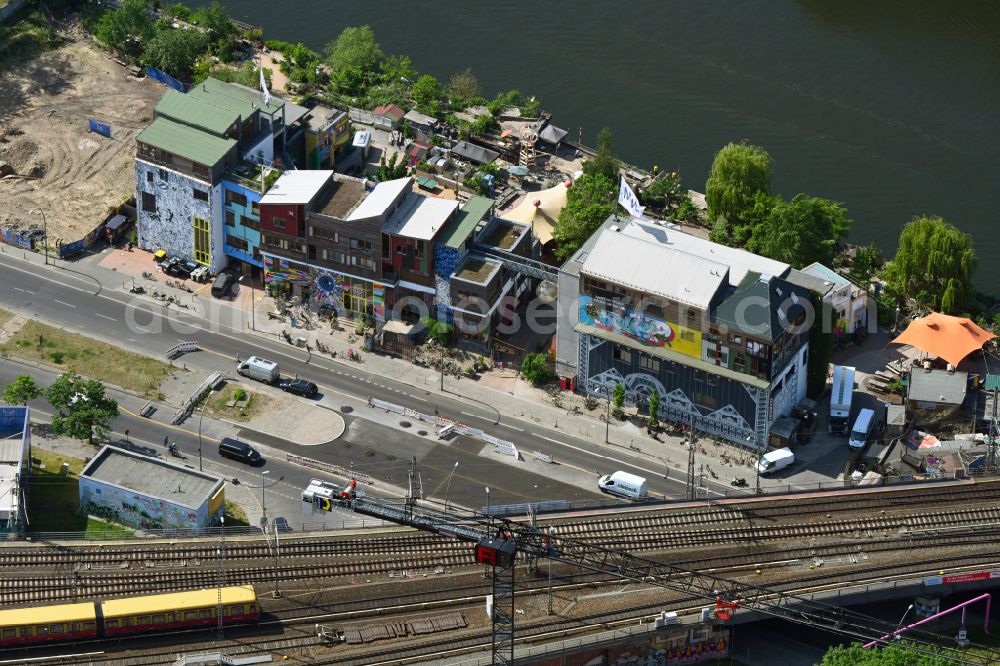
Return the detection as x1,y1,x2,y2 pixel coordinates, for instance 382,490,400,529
225,210,236,227
199,609,212,619
82,622,95,631
193,188,208,202
686,309,696,320
680,330,695,343
141,191,157,213
614,347,632,364
396,244,404,255
645,302,663,318
158,168,167,181
105,619,118,628
34,626,48,635
137,616,151,625
225,190,248,207
335,251,346,264
192,164,209,180
193,216,210,266
251,202,259,216
49,624,64,634
639,356,660,373
272,216,286,229
231,605,244,615
349,238,372,254
2,629,15,638
183,611,198,621
227,236,249,252
146,171,153,183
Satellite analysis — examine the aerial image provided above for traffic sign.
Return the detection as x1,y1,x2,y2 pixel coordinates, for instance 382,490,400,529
318,497,333,512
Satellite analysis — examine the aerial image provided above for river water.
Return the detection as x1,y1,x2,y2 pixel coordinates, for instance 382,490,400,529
206,0,1000,287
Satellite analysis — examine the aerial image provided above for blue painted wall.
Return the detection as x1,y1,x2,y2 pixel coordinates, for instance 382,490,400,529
221,179,263,269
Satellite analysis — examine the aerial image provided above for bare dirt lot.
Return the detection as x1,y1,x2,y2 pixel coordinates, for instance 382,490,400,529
0,38,163,242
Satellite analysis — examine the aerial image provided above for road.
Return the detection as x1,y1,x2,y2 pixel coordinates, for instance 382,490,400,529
0,255,725,507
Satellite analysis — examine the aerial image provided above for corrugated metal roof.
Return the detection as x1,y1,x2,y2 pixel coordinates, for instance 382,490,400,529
100,586,256,618
580,229,728,309
382,193,458,240
137,117,235,168
908,368,968,404
155,88,238,136
441,195,494,249
985,374,1000,391
187,77,283,117
0,602,96,627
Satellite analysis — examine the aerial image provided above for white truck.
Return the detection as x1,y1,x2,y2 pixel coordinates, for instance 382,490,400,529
237,356,280,384
597,471,648,500
757,447,794,475
829,365,856,435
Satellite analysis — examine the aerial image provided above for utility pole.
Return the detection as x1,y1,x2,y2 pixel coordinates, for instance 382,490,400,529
686,415,697,500
547,526,556,615
272,518,282,598
604,386,611,444
216,514,225,640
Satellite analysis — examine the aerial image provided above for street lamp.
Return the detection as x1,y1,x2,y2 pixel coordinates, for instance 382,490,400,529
485,486,490,516
27,208,48,265
240,274,256,331
444,462,459,513
894,604,914,640
749,433,763,496
197,395,212,472
261,470,270,521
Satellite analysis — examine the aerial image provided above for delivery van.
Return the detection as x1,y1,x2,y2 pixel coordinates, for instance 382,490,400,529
849,408,876,451
757,447,794,475
597,471,648,500
237,356,280,384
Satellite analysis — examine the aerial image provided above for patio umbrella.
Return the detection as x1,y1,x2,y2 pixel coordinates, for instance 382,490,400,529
890,311,995,367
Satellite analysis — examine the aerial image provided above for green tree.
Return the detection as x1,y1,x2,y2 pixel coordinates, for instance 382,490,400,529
207,61,270,87
582,127,619,181
888,215,976,314
278,42,322,85
448,68,480,102
612,383,625,419
819,642,950,666
143,23,208,79
705,141,773,243
381,54,417,85
94,0,154,54
640,172,684,209
3,375,41,406
520,352,554,386
552,173,616,261
45,372,119,443
850,242,884,291
190,0,234,40
647,388,660,431
746,194,851,268
420,317,452,346
807,295,833,398
412,74,443,112
325,25,383,92
163,3,191,20
374,152,408,182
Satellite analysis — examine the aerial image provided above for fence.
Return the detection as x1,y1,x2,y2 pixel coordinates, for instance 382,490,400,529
146,66,187,93
286,453,374,485
348,107,374,125
1,227,34,250
58,218,106,259
171,371,223,424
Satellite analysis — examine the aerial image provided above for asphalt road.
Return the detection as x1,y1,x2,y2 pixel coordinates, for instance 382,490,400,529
0,255,722,503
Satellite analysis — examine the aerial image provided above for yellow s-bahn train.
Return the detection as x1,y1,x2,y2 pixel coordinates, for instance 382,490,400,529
0,586,260,647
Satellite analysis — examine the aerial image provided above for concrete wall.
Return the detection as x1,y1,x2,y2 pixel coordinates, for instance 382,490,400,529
78,476,222,530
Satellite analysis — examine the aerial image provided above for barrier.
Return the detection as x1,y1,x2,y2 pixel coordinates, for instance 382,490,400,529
145,66,187,93
531,451,553,464
171,371,223,424
496,441,520,460
87,119,111,138
483,500,570,516
138,401,155,417
58,219,105,259
166,341,200,359
286,453,374,485
1,228,34,250
368,397,404,414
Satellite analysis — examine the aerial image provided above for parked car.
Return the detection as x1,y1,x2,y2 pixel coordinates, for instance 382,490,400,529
218,437,263,466
212,272,235,298
281,378,318,398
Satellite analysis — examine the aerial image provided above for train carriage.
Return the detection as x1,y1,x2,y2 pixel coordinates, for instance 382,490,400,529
0,602,99,646
99,586,260,636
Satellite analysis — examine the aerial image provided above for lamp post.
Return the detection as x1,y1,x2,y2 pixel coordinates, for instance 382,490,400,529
197,396,211,472
483,487,491,578
604,386,611,444
749,433,763,496
216,514,225,640
27,208,48,265
261,470,270,522
895,604,914,640
240,274,256,331
444,462,459,513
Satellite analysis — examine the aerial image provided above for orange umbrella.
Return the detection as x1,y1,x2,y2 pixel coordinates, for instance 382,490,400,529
890,312,995,367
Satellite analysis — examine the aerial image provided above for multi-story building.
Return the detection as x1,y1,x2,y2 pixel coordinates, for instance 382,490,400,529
563,218,812,447
0,406,30,534
300,104,350,170
800,262,870,336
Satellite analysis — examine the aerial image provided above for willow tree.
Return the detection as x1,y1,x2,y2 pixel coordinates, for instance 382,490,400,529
705,141,773,246
891,216,976,314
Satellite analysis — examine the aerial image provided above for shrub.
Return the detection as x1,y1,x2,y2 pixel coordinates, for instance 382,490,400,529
520,352,553,386
50,352,65,364
232,387,247,401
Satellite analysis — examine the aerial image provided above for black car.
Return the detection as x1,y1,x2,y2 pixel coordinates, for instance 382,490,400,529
218,437,263,466
281,378,319,398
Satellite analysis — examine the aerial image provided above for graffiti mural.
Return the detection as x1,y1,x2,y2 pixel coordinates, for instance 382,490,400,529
579,294,702,359
263,255,313,286
312,271,346,315
263,254,386,321
533,625,729,666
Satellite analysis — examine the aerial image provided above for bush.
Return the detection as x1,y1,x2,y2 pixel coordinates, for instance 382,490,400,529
50,352,65,364
232,387,247,401
520,352,553,386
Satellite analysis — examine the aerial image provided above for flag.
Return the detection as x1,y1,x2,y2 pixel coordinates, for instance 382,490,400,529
618,175,645,220
259,67,271,106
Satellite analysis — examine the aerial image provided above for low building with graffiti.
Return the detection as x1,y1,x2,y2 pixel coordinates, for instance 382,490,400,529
531,621,729,666
563,217,811,448
79,446,225,531
0,406,30,534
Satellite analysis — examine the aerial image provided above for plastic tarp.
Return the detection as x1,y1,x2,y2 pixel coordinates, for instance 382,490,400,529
891,312,996,366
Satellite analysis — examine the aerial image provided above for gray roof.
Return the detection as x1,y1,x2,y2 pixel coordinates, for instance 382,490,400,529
785,268,834,297
81,446,223,510
559,215,624,279
908,368,968,405
713,271,813,341
539,124,568,144
450,141,499,165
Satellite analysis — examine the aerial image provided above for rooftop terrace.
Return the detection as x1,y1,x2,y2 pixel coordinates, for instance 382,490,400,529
454,256,500,284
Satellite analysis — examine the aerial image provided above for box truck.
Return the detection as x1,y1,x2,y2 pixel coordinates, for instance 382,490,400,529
829,365,856,435
597,471,648,500
757,447,794,475
237,356,280,384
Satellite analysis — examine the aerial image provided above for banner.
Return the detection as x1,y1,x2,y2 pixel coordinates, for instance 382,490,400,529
88,119,111,138
618,175,645,219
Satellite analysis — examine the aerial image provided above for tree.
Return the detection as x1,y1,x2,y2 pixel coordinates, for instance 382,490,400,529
448,69,480,102
705,141,773,243
640,172,684,209
420,317,452,346
819,643,950,666
807,294,833,398
94,0,154,54
207,61,270,88
647,388,660,431
278,42,322,85
3,375,41,406
45,372,119,443
746,194,851,268
612,383,625,419
552,173,616,261
888,215,976,314
850,242,884,291
412,74,443,112
325,25,384,91
374,153,408,182
190,0,234,40
143,24,208,79
582,127,619,181
520,352,554,386
381,54,417,86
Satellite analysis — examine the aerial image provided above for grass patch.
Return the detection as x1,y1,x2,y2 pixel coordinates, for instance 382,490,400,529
0,9,61,66
0,320,174,396
223,499,249,526
0,308,11,329
26,447,88,533
205,386,268,422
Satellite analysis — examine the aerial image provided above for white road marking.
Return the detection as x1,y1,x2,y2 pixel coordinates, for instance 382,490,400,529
504,424,524,432
460,411,495,423
53,299,76,308
13,287,32,293
95,313,117,321
406,394,428,402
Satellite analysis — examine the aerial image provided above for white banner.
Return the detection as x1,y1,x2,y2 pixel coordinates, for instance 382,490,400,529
259,67,271,106
618,175,645,220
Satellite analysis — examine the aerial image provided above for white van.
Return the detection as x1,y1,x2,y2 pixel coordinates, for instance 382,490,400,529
597,471,648,500
237,356,280,384
849,408,876,451
757,447,794,475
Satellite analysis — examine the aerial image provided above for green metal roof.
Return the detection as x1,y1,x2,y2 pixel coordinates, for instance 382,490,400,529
155,88,238,137
441,195,494,249
186,77,284,118
985,375,1000,391
137,117,236,168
